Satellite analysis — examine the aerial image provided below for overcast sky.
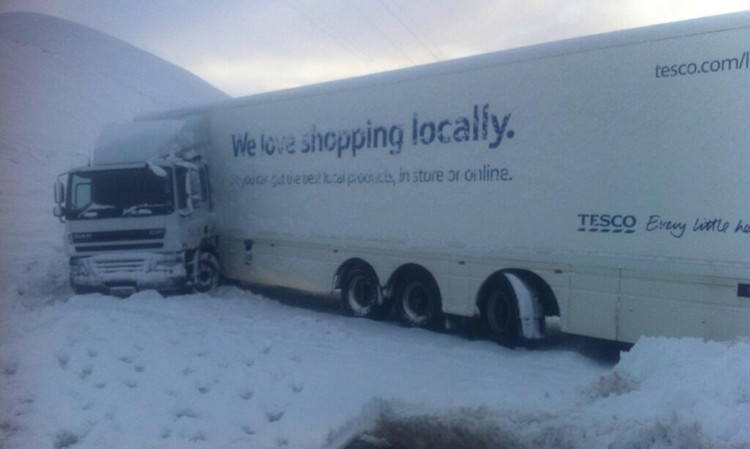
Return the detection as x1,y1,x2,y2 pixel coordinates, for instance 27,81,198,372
1,0,748,96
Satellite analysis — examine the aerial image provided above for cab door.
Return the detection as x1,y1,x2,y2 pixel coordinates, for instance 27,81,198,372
176,165,213,251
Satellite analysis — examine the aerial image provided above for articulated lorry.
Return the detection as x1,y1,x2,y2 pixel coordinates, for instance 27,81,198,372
55,12,749,344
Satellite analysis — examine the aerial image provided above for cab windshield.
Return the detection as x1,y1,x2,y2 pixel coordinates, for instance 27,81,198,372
66,167,174,220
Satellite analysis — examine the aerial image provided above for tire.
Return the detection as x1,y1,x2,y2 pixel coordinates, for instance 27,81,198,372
482,287,520,347
394,275,442,329
193,251,220,293
341,267,383,318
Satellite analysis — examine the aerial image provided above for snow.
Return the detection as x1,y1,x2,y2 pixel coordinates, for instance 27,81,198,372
2,290,748,449
94,117,209,166
94,121,185,166
1,12,749,449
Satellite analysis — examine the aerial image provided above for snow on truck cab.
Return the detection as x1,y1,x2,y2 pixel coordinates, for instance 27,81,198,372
55,12,749,345
53,119,220,297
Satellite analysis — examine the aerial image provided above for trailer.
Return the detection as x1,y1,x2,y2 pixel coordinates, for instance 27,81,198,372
59,11,749,345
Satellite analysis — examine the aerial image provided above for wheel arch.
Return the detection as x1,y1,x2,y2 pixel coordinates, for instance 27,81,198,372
199,236,219,255
188,237,219,263
385,263,442,306
334,258,380,291
476,269,560,318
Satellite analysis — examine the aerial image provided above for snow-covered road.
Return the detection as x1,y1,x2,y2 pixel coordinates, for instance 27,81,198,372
2,288,748,449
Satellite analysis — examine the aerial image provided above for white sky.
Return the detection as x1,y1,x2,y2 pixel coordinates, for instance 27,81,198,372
1,0,749,96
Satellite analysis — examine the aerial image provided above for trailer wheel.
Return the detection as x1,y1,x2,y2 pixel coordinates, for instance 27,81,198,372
482,287,520,346
193,251,219,293
395,275,442,329
341,267,382,318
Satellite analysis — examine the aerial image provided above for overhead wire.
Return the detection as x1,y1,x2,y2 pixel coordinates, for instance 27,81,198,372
286,0,386,71
345,0,418,66
376,0,442,62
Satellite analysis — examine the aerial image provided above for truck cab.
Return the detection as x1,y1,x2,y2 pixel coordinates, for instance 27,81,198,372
53,119,219,296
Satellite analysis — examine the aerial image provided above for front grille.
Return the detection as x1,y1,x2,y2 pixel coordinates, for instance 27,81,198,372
92,257,149,276
72,228,165,243
76,243,163,252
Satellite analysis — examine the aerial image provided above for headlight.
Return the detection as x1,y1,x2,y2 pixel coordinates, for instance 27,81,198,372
151,253,184,271
70,259,90,277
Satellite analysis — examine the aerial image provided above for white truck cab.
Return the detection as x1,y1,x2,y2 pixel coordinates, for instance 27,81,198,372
54,119,219,296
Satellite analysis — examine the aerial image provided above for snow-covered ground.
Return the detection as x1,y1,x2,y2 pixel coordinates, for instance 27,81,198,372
2,288,749,449
1,12,749,449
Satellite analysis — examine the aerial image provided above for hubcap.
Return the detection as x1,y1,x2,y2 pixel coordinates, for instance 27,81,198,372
198,263,213,284
402,282,431,323
195,255,217,290
348,275,377,313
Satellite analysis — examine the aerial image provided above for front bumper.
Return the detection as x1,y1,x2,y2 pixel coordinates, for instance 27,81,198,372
70,252,187,295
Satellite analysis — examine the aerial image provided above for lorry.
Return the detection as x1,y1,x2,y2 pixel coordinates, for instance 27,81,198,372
54,11,749,345
53,119,220,297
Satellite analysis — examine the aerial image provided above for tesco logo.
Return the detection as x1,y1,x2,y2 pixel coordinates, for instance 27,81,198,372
577,214,637,234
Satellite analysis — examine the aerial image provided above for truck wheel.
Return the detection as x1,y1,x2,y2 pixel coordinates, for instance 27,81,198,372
193,251,220,293
341,267,382,318
395,275,442,329
482,288,520,346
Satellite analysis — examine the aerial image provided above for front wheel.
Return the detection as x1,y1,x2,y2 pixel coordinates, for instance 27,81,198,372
192,251,220,293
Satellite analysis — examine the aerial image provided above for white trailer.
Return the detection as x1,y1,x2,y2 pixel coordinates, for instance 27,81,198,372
139,12,748,344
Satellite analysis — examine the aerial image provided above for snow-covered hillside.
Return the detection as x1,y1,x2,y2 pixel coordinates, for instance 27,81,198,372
0,11,748,449
0,12,228,307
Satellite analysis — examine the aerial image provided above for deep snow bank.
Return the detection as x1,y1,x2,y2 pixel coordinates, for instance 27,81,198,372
336,337,750,449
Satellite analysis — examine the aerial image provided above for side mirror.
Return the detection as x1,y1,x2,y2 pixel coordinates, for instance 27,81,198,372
54,181,65,204
190,189,203,210
53,204,64,220
189,170,203,209
179,203,193,217
180,173,194,216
